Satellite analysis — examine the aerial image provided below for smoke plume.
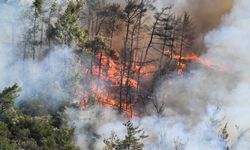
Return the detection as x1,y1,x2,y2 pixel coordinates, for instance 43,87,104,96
68,0,250,149
158,0,234,34
152,0,250,148
1,0,250,150
157,0,234,53
0,0,83,110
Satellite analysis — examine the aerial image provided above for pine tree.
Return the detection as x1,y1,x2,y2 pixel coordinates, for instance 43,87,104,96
104,121,148,150
32,0,44,60
46,0,57,48
0,84,21,113
220,123,230,150
52,0,86,47
177,12,195,67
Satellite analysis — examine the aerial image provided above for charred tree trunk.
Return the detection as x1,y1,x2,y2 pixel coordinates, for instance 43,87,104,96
125,23,137,111
136,8,168,96
159,34,167,74
179,26,184,67
142,7,170,62
98,50,103,79
119,19,130,113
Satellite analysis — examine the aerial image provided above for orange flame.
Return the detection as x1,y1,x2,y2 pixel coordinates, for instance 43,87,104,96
78,51,139,118
164,50,224,74
77,48,222,118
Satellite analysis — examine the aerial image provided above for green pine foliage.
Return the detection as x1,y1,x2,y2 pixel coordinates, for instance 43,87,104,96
0,84,79,150
52,0,87,46
85,36,108,54
104,121,148,150
33,0,44,15
0,84,21,113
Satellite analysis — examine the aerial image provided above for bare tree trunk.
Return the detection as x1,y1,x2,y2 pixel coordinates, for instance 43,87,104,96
105,20,116,77
95,15,99,36
133,14,142,65
87,10,91,40
142,8,169,62
40,14,44,51
109,20,115,49
91,16,95,39
125,24,136,111
136,50,144,95
33,8,37,61
90,53,95,76
179,27,184,67
135,10,163,94
168,28,176,64
98,50,103,79
159,34,167,72
119,19,130,112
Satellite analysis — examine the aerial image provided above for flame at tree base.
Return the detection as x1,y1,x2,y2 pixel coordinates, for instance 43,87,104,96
76,49,223,118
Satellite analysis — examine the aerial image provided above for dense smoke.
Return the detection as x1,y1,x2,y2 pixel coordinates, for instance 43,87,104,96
69,0,250,149
157,0,234,53
0,1,83,109
158,0,234,34
1,0,250,149
152,0,250,148
65,105,225,150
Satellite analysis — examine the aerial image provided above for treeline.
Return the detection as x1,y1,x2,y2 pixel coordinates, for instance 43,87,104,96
0,84,231,150
18,0,195,116
0,83,150,150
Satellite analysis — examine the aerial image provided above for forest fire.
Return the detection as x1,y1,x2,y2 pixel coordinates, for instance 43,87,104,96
78,49,221,117
2,0,250,149
174,53,213,69
73,0,221,119
163,50,224,74
79,51,140,118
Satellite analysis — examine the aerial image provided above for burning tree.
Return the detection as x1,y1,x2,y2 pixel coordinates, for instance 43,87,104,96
75,2,201,118
176,12,195,74
152,6,178,74
18,0,204,119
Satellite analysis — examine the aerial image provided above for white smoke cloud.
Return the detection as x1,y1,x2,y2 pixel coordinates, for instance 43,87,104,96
0,0,84,110
66,105,226,150
153,0,250,148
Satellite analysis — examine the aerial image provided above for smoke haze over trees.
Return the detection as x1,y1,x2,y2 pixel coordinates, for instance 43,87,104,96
0,0,250,149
